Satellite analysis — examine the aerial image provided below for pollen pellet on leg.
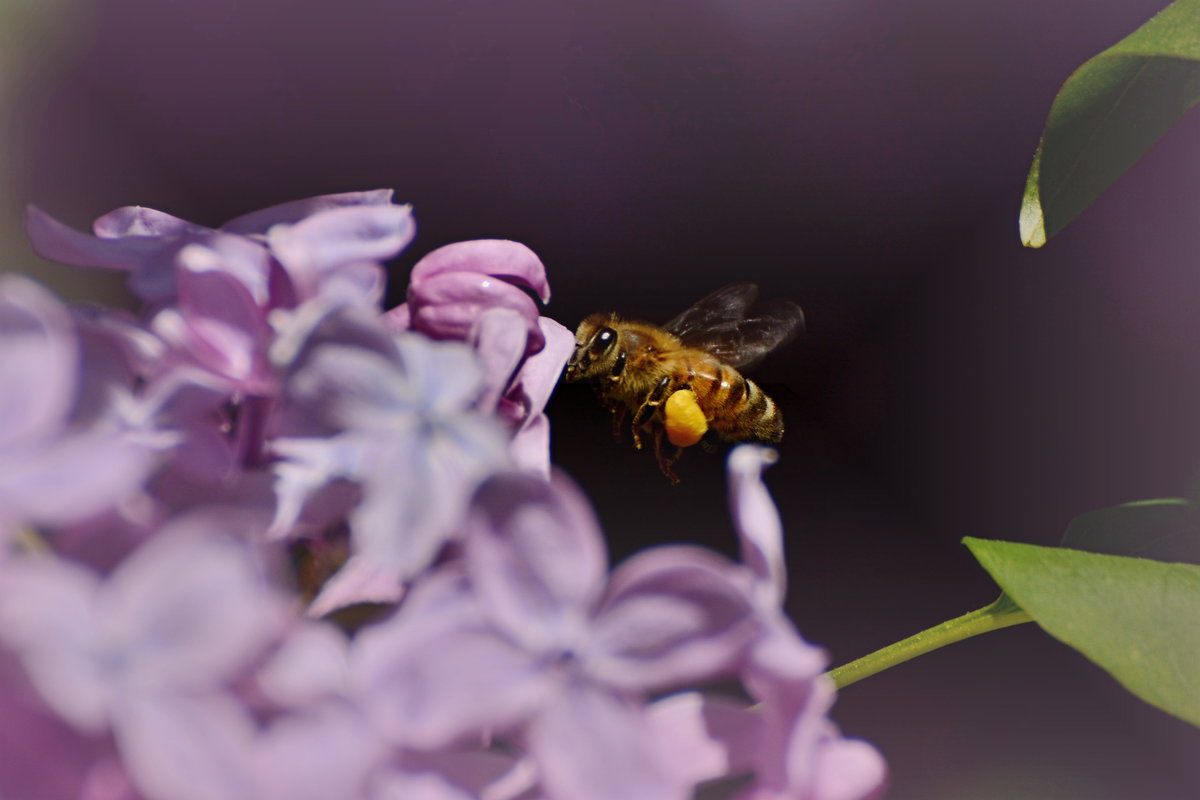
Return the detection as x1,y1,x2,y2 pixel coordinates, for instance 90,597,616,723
664,389,708,447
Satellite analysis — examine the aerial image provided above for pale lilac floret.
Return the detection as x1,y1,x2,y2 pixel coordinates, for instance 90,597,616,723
269,302,510,585
351,472,759,800
387,239,574,474
4,191,887,800
26,189,413,308
0,276,154,530
0,515,289,800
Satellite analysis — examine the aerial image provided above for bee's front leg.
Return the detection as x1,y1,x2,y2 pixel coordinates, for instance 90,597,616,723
632,376,673,450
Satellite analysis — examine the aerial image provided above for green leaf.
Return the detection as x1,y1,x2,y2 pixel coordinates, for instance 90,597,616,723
1020,0,1200,247
965,537,1200,727
1062,498,1200,564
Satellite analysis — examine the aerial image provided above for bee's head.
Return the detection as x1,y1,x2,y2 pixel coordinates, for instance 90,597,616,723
565,312,621,382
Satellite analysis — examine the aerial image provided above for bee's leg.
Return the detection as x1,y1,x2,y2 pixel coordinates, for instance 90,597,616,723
611,404,628,443
632,376,673,450
652,424,683,484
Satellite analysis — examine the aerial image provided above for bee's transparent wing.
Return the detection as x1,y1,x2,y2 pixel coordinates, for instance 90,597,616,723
664,282,804,368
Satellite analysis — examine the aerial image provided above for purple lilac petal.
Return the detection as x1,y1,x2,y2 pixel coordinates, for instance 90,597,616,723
156,264,274,393
409,239,551,304
526,680,692,800
114,691,257,800
471,308,529,414
273,330,510,574
508,317,575,421
0,654,134,800
93,206,210,239
645,692,737,787
0,275,77,448
352,571,554,749
221,189,396,235
318,260,388,307
256,703,384,800
0,429,155,527
809,734,889,800
508,413,550,475
398,749,530,800
176,234,273,304
305,555,406,618
0,556,108,732
728,445,786,606
25,206,185,303
586,545,757,692
465,472,608,653
100,527,286,691
268,203,415,281
348,412,508,576
382,301,411,332
26,205,168,273
408,271,545,353
369,770,476,800
256,622,350,707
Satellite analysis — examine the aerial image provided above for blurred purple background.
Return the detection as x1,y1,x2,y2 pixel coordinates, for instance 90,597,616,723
7,0,1200,796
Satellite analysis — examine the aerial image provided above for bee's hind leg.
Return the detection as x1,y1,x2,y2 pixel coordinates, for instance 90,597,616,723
632,376,673,451
610,404,628,443
652,424,684,484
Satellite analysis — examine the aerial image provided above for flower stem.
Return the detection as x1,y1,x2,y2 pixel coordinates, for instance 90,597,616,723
826,593,1033,689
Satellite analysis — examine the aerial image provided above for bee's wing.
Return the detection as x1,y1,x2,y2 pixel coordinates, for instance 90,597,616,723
663,282,759,340
665,283,804,368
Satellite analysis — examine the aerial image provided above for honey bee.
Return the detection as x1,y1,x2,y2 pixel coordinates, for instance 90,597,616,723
564,282,804,482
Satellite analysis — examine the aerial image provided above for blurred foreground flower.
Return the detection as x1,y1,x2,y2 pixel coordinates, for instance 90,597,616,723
0,191,884,799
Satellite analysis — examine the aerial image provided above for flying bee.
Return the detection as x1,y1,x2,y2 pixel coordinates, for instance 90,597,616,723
564,282,804,482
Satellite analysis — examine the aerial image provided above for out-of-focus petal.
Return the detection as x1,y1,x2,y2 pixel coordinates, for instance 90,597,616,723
101,526,285,690
25,206,181,302
0,431,155,526
93,206,210,239
509,413,550,475
26,206,154,273
408,272,544,352
352,417,508,578
471,308,528,414
167,265,274,392
256,622,351,707
269,203,415,278
809,734,889,800
0,557,108,733
394,333,488,418
409,239,550,303
305,555,406,618
382,301,411,332
465,472,608,652
646,692,734,787
728,445,786,606
256,704,384,800
177,234,273,305
510,317,574,419
115,691,257,800
353,574,553,749
0,653,130,800
527,681,692,800
221,189,396,235
369,770,476,800
0,275,77,448
588,546,756,691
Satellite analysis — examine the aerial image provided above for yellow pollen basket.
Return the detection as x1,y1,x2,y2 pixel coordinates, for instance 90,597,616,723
664,389,708,447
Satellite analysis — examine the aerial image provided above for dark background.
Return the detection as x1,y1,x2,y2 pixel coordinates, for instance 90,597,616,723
7,0,1200,796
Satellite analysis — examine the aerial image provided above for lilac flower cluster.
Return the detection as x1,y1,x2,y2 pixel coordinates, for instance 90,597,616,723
1,191,886,799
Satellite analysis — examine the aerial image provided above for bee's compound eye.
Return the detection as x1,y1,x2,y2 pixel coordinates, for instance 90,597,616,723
590,327,617,355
